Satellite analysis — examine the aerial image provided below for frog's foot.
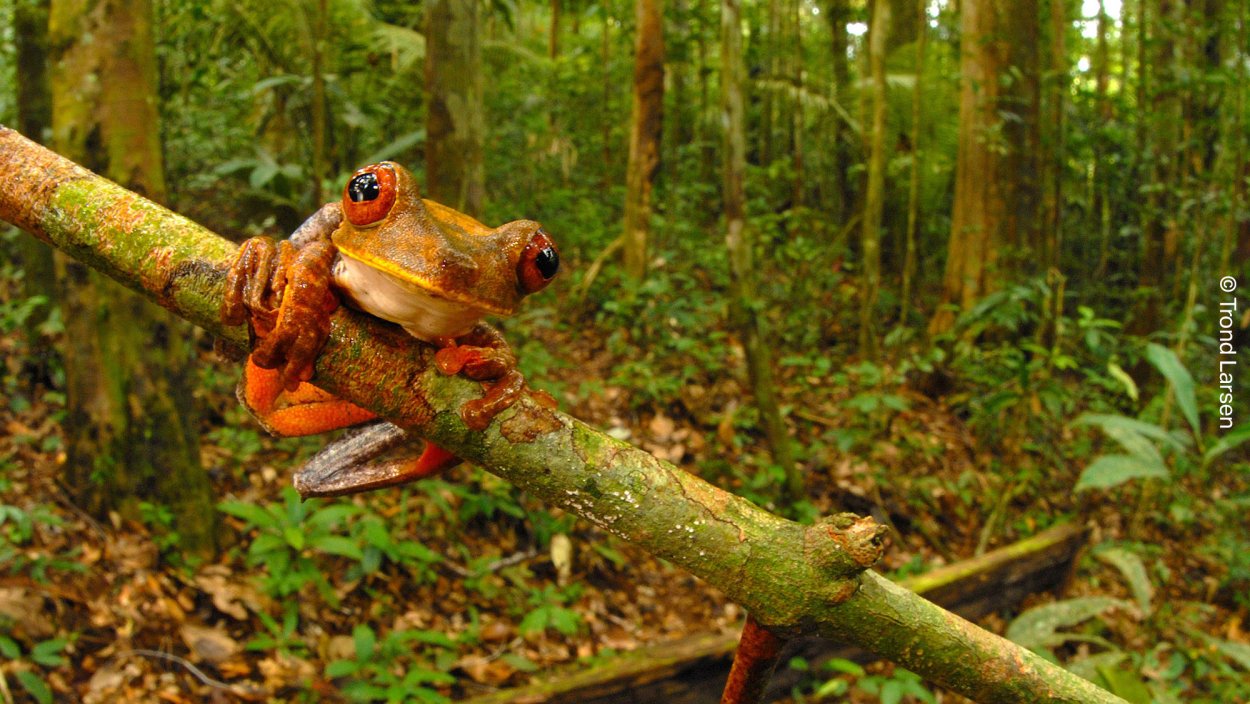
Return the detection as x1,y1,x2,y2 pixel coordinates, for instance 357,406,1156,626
434,344,526,431
223,236,339,390
294,421,462,498
238,359,378,437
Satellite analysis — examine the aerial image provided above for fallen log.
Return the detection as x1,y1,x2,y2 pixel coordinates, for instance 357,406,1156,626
465,522,1087,703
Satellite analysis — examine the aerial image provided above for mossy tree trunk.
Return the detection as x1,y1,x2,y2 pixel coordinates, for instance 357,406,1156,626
48,0,216,554
622,0,665,279
15,0,57,384
425,0,485,217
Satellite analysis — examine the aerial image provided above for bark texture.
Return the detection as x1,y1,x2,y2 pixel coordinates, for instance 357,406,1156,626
930,0,1041,334
425,0,485,216
622,0,666,279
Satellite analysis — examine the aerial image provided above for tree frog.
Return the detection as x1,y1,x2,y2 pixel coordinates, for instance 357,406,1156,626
221,162,559,497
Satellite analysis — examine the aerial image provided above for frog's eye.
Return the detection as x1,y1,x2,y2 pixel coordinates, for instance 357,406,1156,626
343,164,397,226
518,229,560,294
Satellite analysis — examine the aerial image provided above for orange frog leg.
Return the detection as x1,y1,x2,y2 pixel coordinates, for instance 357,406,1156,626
720,616,785,704
434,324,555,430
240,359,461,498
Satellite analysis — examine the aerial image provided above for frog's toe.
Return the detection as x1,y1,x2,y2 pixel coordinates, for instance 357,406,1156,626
459,368,526,430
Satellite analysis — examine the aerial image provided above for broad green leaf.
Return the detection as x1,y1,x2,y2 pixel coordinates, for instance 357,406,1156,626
1107,362,1139,401
305,504,359,530
353,624,376,661
1094,548,1154,613
1067,651,1128,683
1096,664,1153,704
501,653,539,672
217,501,277,529
325,659,359,678
1076,414,1189,454
312,536,364,560
1145,343,1200,441
15,670,53,704
1076,454,1169,492
0,635,20,659
282,526,306,551
1192,631,1250,671
28,639,66,668
1006,596,1129,649
1203,423,1250,467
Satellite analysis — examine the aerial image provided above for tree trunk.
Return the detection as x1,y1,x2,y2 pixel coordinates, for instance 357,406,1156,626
48,0,215,554
722,0,801,503
899,0,926,326
622,0,665,279
550,0,561,59
309,0,328,207
15,0,57,384
425,0,485,216
1042,0,1066,273
929,0,1041,335
825,0,851,224
860,0,889,358
887,0,919,51
1130,0,1180,333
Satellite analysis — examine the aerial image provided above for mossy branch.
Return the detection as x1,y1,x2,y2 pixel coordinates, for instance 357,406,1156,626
0,126,1123,704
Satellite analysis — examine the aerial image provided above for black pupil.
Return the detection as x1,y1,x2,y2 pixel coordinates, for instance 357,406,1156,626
535,247,559,279
348,173,380,202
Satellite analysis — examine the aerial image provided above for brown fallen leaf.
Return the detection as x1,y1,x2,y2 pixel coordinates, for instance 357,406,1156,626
180,623,240,664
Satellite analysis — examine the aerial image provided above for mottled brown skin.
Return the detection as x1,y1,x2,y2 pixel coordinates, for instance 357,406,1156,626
221,162,559,494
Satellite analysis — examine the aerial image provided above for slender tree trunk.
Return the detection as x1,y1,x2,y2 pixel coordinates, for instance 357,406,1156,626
622,0,665,279
860,0,889,358
1042,0,1066,273
550,0,561,59
789,0,805,208
310,0,328,207
15,0,57,383
48,0,215,554
426,0,485,216
899,0,926,326
1221,0,1248,276
887,0,919,50
1131,0,1179,333
826,0,851,224
602,11,614,188
722,0,801,503
1093,0,1113,279
759,0,779,165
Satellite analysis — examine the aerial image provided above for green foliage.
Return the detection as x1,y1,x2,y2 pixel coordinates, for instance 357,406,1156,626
0,474,83,582
0,634,70,704
324,624,456,703
219,487,368,602
788,658,935,704
1072,343,1250,493
518,584,584,638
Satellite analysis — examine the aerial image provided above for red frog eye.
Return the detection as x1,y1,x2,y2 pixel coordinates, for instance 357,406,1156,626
518,228,560,294
342,164,397,226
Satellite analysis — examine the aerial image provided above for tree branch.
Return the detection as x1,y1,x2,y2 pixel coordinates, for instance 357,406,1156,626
0,126,1123,704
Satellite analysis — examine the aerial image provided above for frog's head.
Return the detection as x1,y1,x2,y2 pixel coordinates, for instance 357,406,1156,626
330,162,559,340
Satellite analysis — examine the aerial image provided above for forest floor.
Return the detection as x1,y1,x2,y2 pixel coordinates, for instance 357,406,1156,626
1,302,1248,703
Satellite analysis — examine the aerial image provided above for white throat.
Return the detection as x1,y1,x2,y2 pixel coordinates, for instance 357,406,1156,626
332,255,486,342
